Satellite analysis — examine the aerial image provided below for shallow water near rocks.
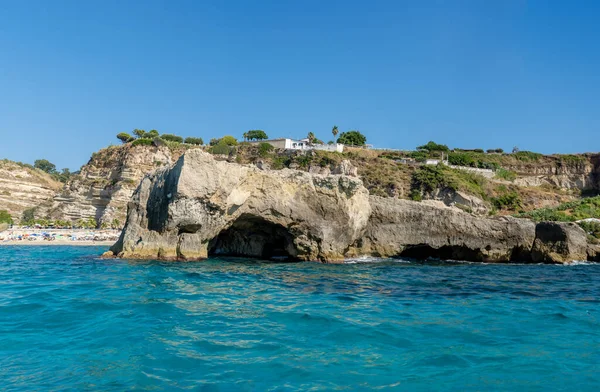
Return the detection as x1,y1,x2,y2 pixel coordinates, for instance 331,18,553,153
1,246,599,391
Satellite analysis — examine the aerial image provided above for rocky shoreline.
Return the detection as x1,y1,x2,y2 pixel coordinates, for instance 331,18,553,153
102,150,600,264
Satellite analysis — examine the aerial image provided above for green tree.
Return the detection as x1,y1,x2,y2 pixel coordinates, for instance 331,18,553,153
21,208,36,225
332,125,339,141
34,159,57,174
184,137,204,145
133,129,147,138
147,129,160,138
53,168,72,183
209,140,233,155
242,132,248,141
417,141,449,152
117,132,133,143
337,130,367,146
307,132,316,145
161,134,183,143
132,138,153,147
220,135,238,146
0,210,13,225
246,130,269,141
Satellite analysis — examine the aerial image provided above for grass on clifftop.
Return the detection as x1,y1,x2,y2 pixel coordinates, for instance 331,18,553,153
516,196,600,242
516,196,600,222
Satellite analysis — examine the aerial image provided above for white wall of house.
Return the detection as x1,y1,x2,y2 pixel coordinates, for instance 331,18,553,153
252,138,344,153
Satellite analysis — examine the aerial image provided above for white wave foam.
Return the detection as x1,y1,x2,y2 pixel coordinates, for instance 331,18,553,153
343,256,410,264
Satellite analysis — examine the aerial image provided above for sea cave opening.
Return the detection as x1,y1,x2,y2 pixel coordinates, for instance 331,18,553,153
207,214,299,261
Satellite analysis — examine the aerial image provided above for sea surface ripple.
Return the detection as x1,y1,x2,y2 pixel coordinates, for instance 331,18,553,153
1,246,599,391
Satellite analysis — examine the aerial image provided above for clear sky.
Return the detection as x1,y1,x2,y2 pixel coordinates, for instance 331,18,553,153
1,0,598,170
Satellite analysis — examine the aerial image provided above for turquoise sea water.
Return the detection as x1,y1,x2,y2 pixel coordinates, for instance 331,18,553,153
1,246,599,391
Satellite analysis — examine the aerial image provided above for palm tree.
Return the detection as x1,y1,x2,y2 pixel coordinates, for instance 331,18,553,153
332,125,339,141
307,132,316,145
243,132,248,141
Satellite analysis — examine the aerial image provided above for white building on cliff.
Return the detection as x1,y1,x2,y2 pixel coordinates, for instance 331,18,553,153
249,138,344,153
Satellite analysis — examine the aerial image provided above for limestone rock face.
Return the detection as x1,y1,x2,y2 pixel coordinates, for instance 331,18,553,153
45,144,186,226
348,196,536,262
0,160,62,221
531,222,589,263
588,245,600,262
110,150,371,262
332,160,359,177
108,151,596,264
433,188,490,215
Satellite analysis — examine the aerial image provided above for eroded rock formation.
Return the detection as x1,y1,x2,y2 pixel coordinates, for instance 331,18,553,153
531,222,589,263
0,160,62,220
109,150,370,262
349,197,536,262
45,144,187,226
107,150,597,263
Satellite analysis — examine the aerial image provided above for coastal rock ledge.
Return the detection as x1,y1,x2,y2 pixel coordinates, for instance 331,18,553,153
107,150,596,264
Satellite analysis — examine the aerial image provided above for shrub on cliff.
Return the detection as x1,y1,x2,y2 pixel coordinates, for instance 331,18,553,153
209,136,238,146
410,164,489,201
221,136,238,146
161,134,183,143
448,152,476,167
0,210,13,225
52,168,72,183
410,165,450,199
147,130,160,138
514,151,542,161
117,132,134,143
21,208,36,225
417,141,449,153
338,130,367,146
258,142,274,157
578,221,600,240
133,129,147,138
495,168,517,181
209,140,234,155
34,159,57,174
516,196,600,222
132,138,153,147
184,137,204,145
491,192,522,211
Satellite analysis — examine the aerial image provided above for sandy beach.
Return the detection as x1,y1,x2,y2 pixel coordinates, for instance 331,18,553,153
0,240,115,246
0,229,120,246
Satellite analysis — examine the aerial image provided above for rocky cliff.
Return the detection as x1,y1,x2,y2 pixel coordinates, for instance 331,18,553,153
4,145,599,227
109,150,370,261
0,160,63,221
107,150,596,263
507,154,600,191
44,144,189,226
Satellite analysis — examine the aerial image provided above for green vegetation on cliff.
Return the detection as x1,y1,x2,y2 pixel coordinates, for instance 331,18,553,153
0,210,13,225
516,196,600,222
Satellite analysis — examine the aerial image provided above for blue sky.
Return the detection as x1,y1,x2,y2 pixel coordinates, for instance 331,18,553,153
1,0,598,170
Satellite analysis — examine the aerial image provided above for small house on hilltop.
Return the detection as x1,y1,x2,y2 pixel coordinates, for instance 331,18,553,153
249,138,344,153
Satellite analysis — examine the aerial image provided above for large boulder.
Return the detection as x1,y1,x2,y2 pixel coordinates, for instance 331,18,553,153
588,244,600,262
531,222,589,263
109,150,371,262
347,196,536,262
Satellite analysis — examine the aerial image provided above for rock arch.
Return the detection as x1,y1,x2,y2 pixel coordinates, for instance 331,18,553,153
208,214,299,260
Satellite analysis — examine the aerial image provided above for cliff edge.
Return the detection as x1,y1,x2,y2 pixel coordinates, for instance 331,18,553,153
107,150,595,263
